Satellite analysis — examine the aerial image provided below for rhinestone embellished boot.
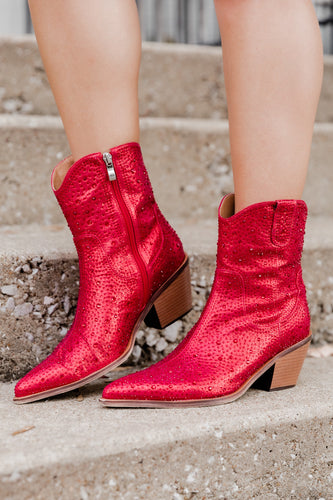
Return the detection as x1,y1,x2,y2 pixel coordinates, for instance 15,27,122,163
101,193,311,408
14,142,192,403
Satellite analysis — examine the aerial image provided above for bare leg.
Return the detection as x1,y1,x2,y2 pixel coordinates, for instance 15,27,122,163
214,0,323,212
28,0,141,162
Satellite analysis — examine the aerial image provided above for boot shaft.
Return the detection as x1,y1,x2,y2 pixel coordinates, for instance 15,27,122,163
52,143,156,241
51,142,185,298
217,195,307,271
216,194,310,329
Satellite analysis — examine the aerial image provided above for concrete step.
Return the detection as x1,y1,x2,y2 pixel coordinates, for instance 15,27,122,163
0,36,332,123
0,218,332,382
0,115,333,226
0,358,332,499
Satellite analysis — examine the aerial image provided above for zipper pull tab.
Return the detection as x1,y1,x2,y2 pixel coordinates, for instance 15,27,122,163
103,152,116,181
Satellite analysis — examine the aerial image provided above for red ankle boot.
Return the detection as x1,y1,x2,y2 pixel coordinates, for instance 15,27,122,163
101,194,311,408
14,142,192,403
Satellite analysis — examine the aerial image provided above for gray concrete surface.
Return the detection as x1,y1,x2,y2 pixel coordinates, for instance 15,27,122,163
0,358,332,499
0,36,332,122
0,217,332,381
0,115,333,225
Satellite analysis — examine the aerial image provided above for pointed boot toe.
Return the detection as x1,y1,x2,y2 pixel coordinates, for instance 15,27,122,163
100,364,180,405
14,356,72,403
100,372,145,402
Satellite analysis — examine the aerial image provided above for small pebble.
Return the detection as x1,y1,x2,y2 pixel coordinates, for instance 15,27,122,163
155,338,168,352
150,351,158,362
145,330,159,347
14,303,33,317
131,345,142,362
164,321,182,343
136,330,145,342
43,296,54,306
5,297,15,312
25,332,34,342
48,304,58,316
1,285,18,296
63,295,71,315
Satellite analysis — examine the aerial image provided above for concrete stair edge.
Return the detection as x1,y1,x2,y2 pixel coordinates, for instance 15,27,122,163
0,114,333,226
2,112,333,132
0,33,330,57
1,34,332,66
0,357,332,499
0,215,332,256
0,36,332,124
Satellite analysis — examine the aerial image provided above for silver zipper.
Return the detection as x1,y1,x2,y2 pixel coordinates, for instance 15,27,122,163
103,152,116,181
102,151,149,305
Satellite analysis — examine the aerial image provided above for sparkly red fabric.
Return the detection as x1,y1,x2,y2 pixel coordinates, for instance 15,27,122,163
15,142,185,398
102,195,310,403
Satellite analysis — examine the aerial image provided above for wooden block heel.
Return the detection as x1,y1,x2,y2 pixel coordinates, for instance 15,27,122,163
145,259,192,329
253,337,311,392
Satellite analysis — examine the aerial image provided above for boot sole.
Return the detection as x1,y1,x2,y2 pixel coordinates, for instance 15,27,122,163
13,255,192,404
99,334,312,408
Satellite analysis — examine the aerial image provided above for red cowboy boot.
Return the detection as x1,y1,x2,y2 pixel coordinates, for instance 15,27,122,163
101,194,311,408
14,142,192,403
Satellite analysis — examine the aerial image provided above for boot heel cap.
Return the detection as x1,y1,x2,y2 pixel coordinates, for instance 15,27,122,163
252,338,310,392
145,259,192,329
